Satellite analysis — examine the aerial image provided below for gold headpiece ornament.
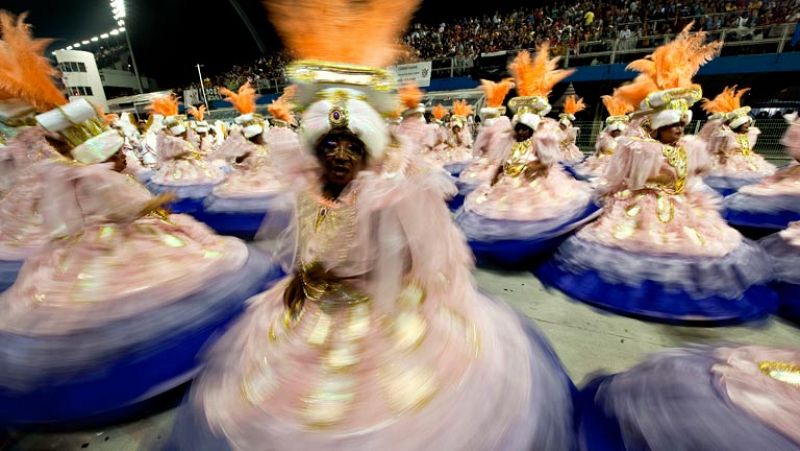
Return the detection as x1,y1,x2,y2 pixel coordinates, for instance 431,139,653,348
602,94,633,125
702,85,752,127
507,44,574,116
616,22,721,128
560,95,587,123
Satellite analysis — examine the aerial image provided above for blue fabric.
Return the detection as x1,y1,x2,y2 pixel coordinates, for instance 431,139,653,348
0,259,22,293
191,211,267,240
443,162,469,177
534,261,777,325
447,193,465,211
724,208,800,231
771,282,800,324
167,197,206,214
576,376,628,451
465,202,600,268
561,162,590,181
0,256,283,426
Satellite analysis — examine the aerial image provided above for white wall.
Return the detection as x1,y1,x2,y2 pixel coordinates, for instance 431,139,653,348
54,50,108,109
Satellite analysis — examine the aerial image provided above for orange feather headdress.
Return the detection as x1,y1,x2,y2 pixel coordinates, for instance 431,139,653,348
509,44,574,99
602,95,634,117
399,82,423,110
267,86,296,125
149,94,180,117
431,103,447,121
451,99,473,118
480,78,514,109
187,105,206,121
616,23,721,110
0,12,67,114
701,86,749,114
219,82,256,115
563,95,587,116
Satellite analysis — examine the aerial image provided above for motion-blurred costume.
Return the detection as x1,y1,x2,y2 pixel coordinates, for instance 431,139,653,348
187,105,217,155
454,46,597,267
723,113,800,232
578,345,800,451
701,86,775,195
426,100,474,175
0,27,281,424
575,94,633,180
0,12,67,291
200,87,297,238
452,79,514,210
147,95,225,213
537,26,775,324
395,83,430,151
171,1,575,449
557,94,586,164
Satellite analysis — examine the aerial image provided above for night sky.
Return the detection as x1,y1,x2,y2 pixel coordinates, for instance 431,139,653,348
4,0,535,87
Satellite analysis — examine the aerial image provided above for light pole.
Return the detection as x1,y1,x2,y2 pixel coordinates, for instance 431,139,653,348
111,0,143,93
196,64,210,112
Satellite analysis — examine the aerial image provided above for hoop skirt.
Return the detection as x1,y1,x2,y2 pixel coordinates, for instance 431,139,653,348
452,117,513,210
578,345,800,451
455,121,598,267
0,161,281,425
703,125,775,195
759,222,800,322
169,144,576,451
537,136,776,324
147,133,225,213
199,131,295,239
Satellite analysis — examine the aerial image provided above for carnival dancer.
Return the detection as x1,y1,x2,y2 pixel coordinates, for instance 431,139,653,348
701,86,775,195
187,105,217,155
147,94,225,213
200,89,297,238
426,100,475,175
170,1,575,449
537,25,775,324
578,345,800,451
452,79,514,209
0,12,68,291
575,94,633,180
395,83,431,151
454,46,598,267
427,103,449,154
557,94,587,164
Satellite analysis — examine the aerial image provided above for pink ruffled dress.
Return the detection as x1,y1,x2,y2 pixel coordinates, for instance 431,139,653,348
457,116,513,197
148,132,225,207
558,125,584,163
538,131,775,323
576,130,619,179
579,345,800,450
0,127,60,197
170,141,575,451
703,123,776,193
426,127,475,175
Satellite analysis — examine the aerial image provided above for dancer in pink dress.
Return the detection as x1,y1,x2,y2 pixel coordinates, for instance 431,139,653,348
426,100,475,175
0,73,279,424
454,79,514,208
538,25,775,324
147,95,225,213
201,88,298,238
700,86,775,195
454,46,597,266
579,345,800,450
187,105,217,155
171,1,575,449
557,94,587,164
395,83,431,151
576,94,633,180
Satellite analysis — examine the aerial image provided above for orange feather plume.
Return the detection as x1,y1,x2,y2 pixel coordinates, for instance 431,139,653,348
187,105,206,121
601,95,634,117
431,104,447,120
563,95,586,115
103,113,119,125
267,87,296,124
265,0,421,68
149,94,179,117
509,44,574,98
0,12,67,111
702,86,750,114
451,99,473,117
480,78,513,108
218,82,256,115
398,82,423,110
616,23,721,107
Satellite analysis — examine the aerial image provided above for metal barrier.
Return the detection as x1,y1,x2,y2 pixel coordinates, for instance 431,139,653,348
573,118,791,162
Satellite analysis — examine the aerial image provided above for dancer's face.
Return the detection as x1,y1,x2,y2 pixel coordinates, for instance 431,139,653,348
453,125,461,134
514,123,533,142
316,129,367,187
654,122,684,145
735,122,750,133
109,150,127,172
610,129,622,138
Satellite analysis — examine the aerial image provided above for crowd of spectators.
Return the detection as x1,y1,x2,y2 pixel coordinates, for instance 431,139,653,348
180,0,799,93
